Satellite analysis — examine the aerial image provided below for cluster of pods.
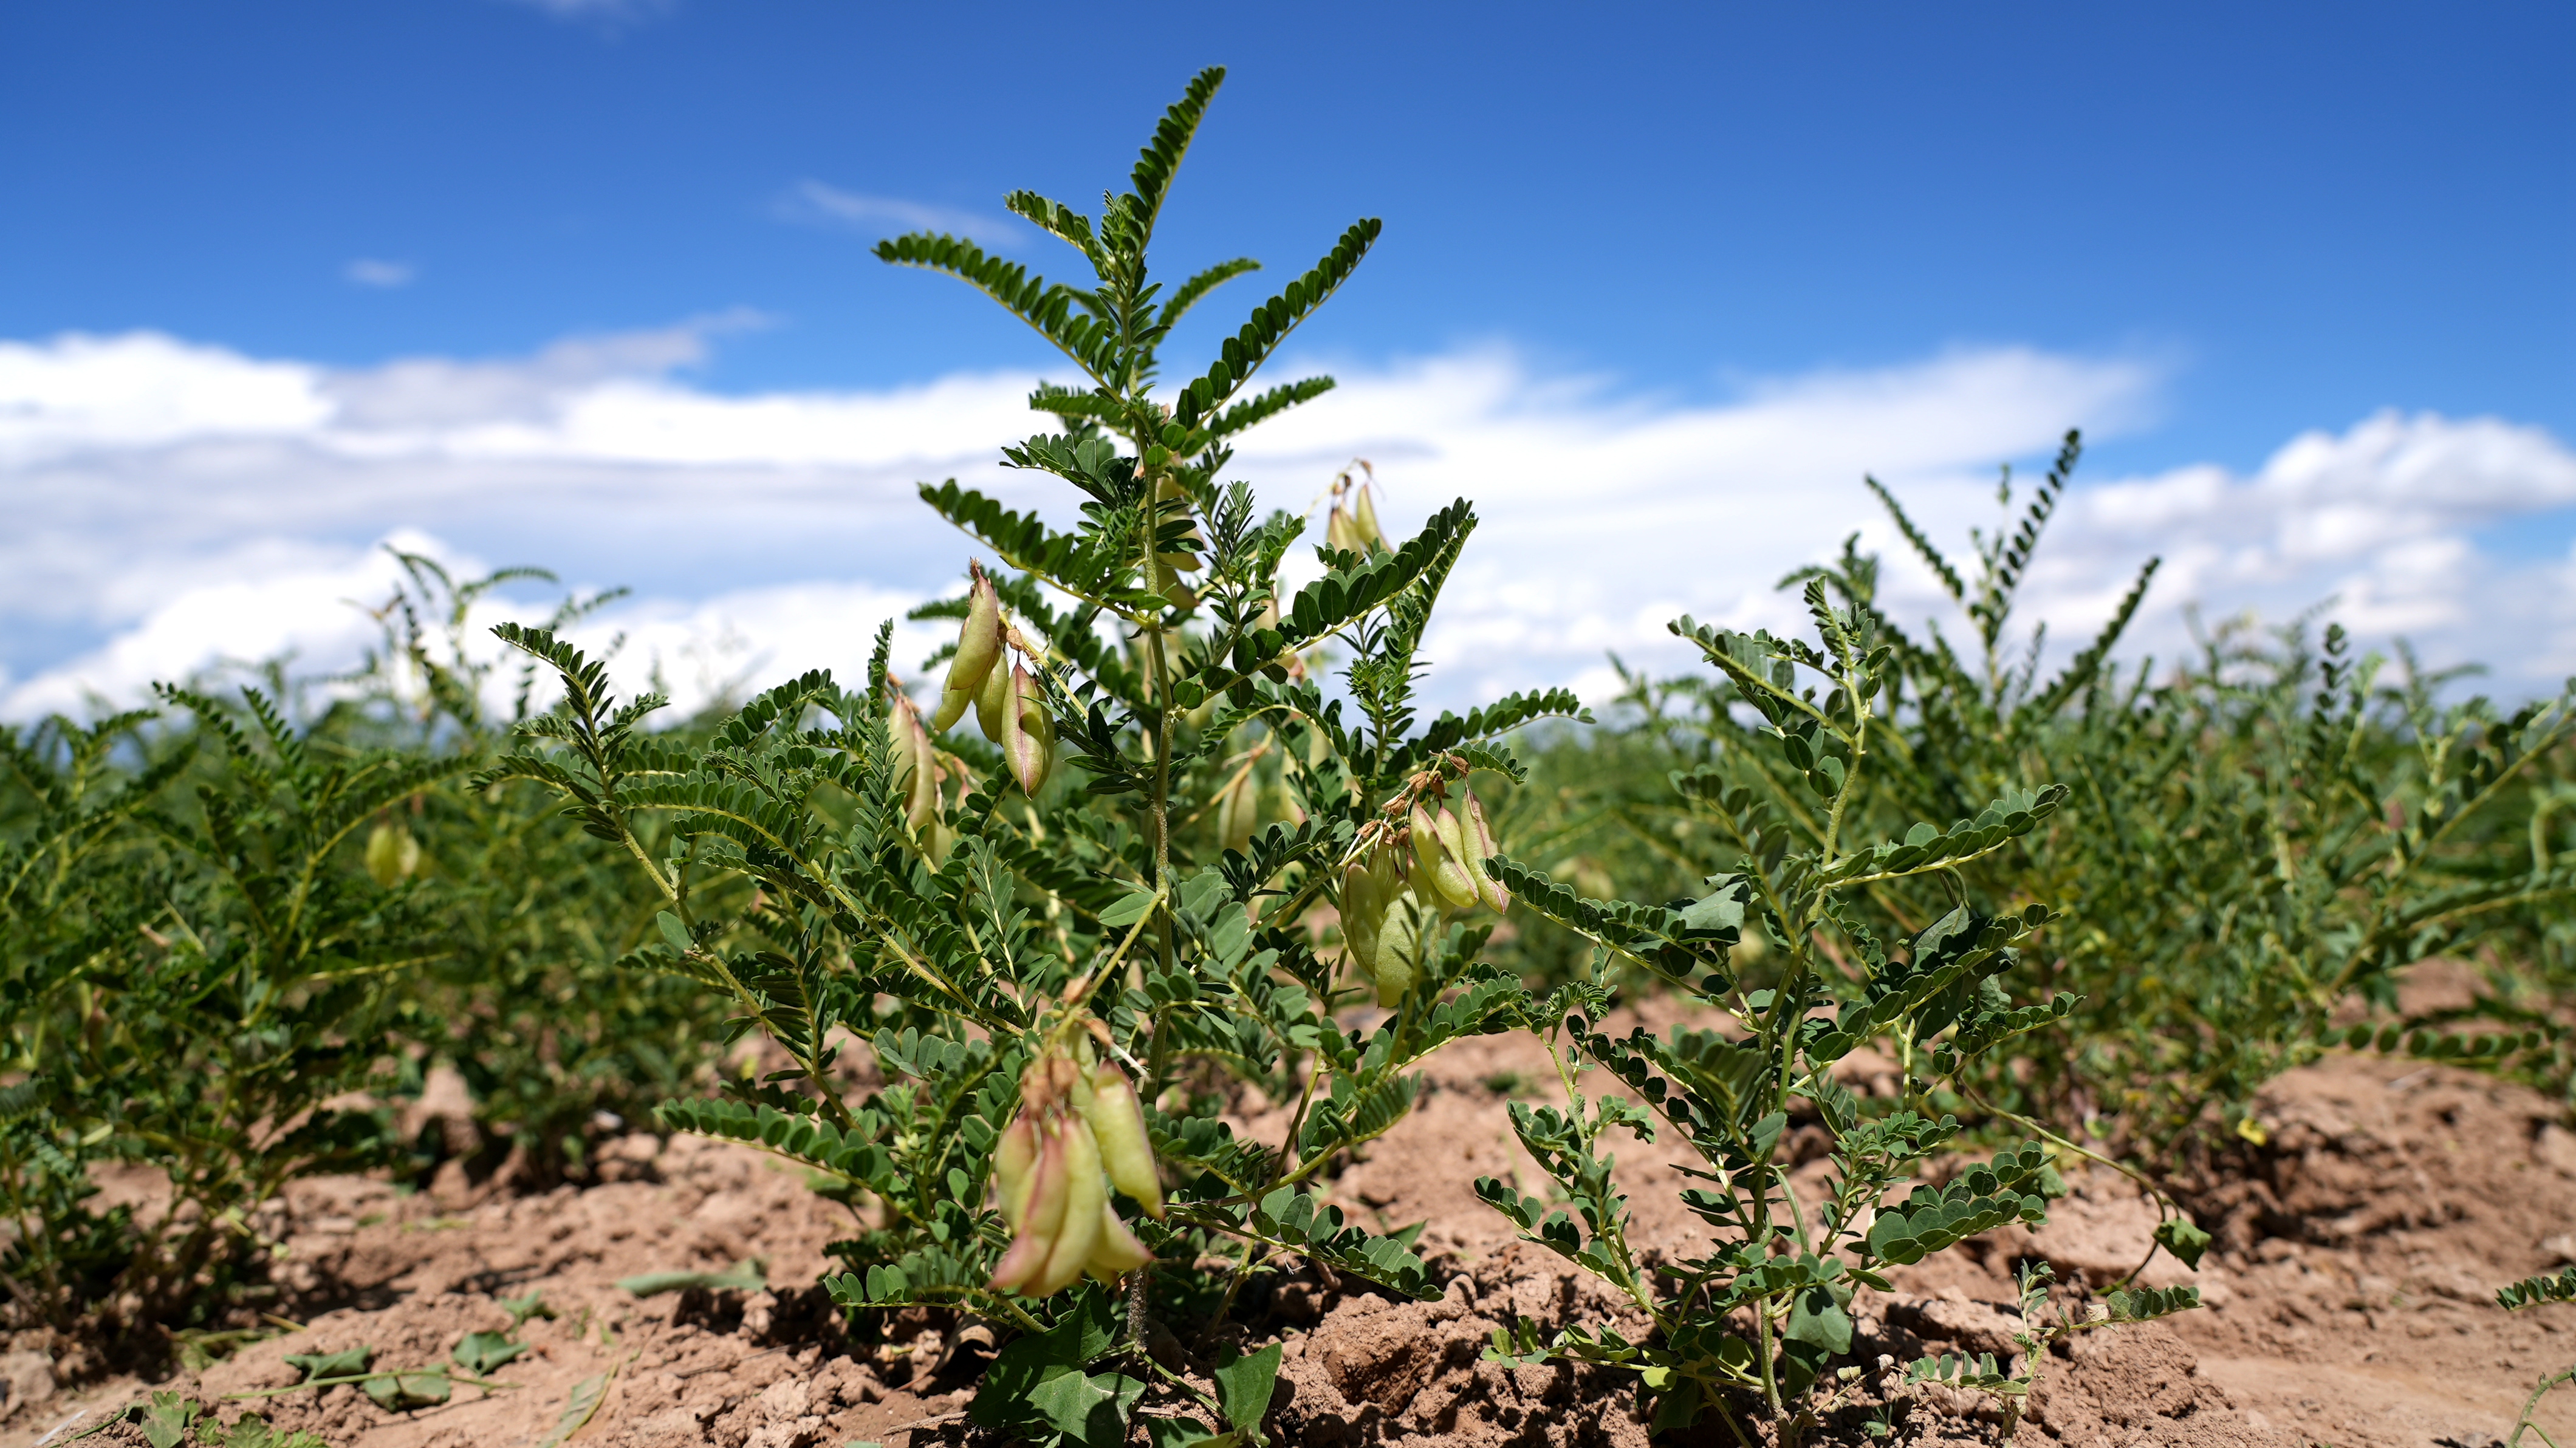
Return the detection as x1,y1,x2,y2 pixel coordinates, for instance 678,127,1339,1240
1324,469,1386,555
990,1048,1163,1297
888,565,1058,849
1340,788,1510,1006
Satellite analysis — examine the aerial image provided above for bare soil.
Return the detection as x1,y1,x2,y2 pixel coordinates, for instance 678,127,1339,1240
10,1029,2575,1447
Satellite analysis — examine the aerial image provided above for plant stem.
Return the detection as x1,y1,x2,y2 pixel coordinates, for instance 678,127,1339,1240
2513,1364,2576,1447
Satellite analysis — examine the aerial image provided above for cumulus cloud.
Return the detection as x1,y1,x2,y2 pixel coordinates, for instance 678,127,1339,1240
2,323,2571,722
0,533,944,725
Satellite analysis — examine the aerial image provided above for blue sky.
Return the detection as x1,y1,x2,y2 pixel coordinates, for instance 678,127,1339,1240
9,1,2567,473
3,2,2574,715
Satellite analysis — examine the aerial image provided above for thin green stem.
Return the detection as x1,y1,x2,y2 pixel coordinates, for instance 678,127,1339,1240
2514,1364,2576,1447
225,1368,519,1402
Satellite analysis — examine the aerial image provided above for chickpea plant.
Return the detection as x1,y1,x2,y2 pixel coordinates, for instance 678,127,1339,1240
489,68,1577,1445
1477,585,2200,1443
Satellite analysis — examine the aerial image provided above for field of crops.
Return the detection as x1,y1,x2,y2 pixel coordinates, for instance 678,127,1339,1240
10,70,2576,1448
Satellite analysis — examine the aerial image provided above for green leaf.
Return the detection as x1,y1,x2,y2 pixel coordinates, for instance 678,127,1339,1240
1126,66,1225,234
2103,1284,2202,1322
656,910,691,955
139,1392,198,1448
872,234,1114,380
451,1330,527,1374
499,1290,555,1326
975,1291,1128,1432
1159,257,1261,330
283,1346,374,1382
208,1415,331,1448
1646,1378,1704,1435
916,481,1139,603
535,1369,615,1448
1098,886,1160,929
1026,1370,1147,1446
2499,1266,2576,1311
1275,499,1476,646
615,1260,766,1297
1173,219,1382,425
361,1371,452,1411
1783,1285,1854,1354
2153,1216,2212,1269
1211,1342,1284,1440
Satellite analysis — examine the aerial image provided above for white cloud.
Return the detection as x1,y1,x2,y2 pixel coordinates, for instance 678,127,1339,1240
778,182,1027,251
0,332,331,461
343,258,417,290
3,324,2572,723
0,528,948,725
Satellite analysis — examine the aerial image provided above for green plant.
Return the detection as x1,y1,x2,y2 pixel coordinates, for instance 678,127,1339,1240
0,554,720,1336
1499,437,2576,1166
1478,581,2198,1441
227,1331,524,1413
0,709,180,1327
342,553,725,1184
0,680,459,1326
2498,1266,2576,1447
489,67,1575,1445
208,1413,332,1448
1897,1265,2197,1435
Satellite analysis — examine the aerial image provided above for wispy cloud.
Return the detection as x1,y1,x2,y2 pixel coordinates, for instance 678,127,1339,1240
498,0,673,25
777,180,1025,250
343,258,416,289
2,324,2571,722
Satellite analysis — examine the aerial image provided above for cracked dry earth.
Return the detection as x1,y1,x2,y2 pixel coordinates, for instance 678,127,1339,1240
10,1021,2576,1447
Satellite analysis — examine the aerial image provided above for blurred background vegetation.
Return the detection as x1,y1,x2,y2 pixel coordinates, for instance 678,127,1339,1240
7,462,2574,1344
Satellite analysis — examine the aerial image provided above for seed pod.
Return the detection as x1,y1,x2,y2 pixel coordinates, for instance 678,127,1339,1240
885,695,939,834
1462,787,1510,914
1004,664,1054,796
1216,768,1258,855
365,822,420,887
1366,846,1405,915
1032,1120,1106,1296
1326,502,1363,554
1080,1065,1162,1217
1411,803,1478,910
1371,890,1423,1006
989,1125,1071,1293
885,704,917,792
1406,803,1444,879
1084,1202,1154,1283
903,705,939,833
1434,807,1483,908
1351,485,1385,552
994,1114,1039,1230
931,565,1003,733
1340,861,1383,988
973,652,1013,743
